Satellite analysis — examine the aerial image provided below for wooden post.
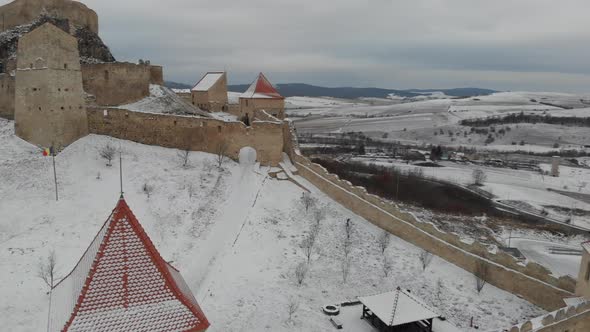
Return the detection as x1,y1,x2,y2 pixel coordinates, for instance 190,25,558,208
52,153,58,201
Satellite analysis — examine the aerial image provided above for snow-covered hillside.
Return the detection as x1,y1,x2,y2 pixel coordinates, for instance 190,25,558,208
290,91,590,151
0,118,545,331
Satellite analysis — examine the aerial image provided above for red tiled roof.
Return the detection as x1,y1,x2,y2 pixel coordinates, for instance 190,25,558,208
50,198,209,332
240,73,284,99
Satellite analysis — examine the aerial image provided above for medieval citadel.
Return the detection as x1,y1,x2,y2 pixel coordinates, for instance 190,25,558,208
0,0,288,164
2,0,590,331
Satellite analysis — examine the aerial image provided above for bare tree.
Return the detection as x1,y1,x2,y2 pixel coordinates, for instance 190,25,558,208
313,206,326,225
216,141,228,168
187,183,195,198
143,183,154,199
37,250,58,289
472,169,487,186
382,256,392,277
341,255,351,283
302,236,314,263
343,238,352,258
287,298,299,323
435,278,444,306
378,230,389,254
99,143,116,167
300,192,317,213
308,223,320,248
295,261,308,286
345,218,352,241
475,260,488,294
419,250,433,271
177,148,190,168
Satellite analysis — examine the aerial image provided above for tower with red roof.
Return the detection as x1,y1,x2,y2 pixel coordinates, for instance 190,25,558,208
239,72,285,122
48,197,209,332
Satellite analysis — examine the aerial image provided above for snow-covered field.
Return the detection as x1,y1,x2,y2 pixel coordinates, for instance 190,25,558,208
0,118,545,331
290,92,590,151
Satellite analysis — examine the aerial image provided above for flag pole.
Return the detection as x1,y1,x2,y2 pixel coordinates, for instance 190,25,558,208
52,148,58,201
119,143,123,198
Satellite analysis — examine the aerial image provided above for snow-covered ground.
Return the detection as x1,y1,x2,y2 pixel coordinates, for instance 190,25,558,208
290,91,590,151
118,85,210,117
0,118,545,331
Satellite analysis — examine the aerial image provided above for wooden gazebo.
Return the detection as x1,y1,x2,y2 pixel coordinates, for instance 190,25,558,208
359,287,440,332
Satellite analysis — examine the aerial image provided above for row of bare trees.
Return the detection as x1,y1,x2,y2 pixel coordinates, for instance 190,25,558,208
98,140,228,169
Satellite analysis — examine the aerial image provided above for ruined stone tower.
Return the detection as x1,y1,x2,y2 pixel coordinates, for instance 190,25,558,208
14,22,88,148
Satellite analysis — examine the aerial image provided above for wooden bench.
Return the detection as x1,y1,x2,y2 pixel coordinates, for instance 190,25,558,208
329,318,343,329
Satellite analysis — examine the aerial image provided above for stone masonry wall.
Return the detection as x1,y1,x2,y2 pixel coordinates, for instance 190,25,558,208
0,74,14,119
149,65,163,85
14,23,88,148
239,98,285,120
87,107,285,165
506,301,590,331
82,63,156,106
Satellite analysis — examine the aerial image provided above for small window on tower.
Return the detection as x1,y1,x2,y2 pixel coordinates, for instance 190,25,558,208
586,262,590,281
64,63,68,70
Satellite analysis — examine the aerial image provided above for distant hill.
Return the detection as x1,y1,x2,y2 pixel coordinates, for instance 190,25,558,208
165,81,497,98
406,88,498,97
227,83,421,99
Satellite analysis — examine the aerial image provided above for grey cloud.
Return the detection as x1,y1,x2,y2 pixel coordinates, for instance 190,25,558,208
3,0,590,92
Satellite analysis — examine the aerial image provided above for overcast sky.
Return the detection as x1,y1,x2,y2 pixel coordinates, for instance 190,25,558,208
7,0,590,92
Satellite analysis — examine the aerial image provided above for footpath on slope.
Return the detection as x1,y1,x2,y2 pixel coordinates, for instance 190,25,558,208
184,154,267,301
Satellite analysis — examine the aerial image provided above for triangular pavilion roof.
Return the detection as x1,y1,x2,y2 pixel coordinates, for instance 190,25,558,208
358,287,439,327
240,72,284,99
49,197,209,332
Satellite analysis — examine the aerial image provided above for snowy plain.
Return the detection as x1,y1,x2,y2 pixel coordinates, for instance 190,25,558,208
290,91,590,151
0,118,546,331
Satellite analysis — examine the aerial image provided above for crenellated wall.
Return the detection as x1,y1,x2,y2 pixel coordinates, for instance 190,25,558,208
87,107,285,165
0,74,15,119
283,121,576,311
81,63,160,106
0,0,98,34
505,301,590,331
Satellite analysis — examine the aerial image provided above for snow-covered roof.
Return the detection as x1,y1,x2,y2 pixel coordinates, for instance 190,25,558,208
359,287,440,327
49,197,209,332
192,72,225,92
240,73,284,99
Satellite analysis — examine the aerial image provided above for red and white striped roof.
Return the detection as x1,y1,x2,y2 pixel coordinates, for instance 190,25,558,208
49,198,209,332
240,73,284,99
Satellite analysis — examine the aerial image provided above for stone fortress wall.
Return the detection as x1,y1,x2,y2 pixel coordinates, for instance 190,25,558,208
0,74,14,119
0,0,98,34
87,107,285,165
506,301,590,331
82,62,163,106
